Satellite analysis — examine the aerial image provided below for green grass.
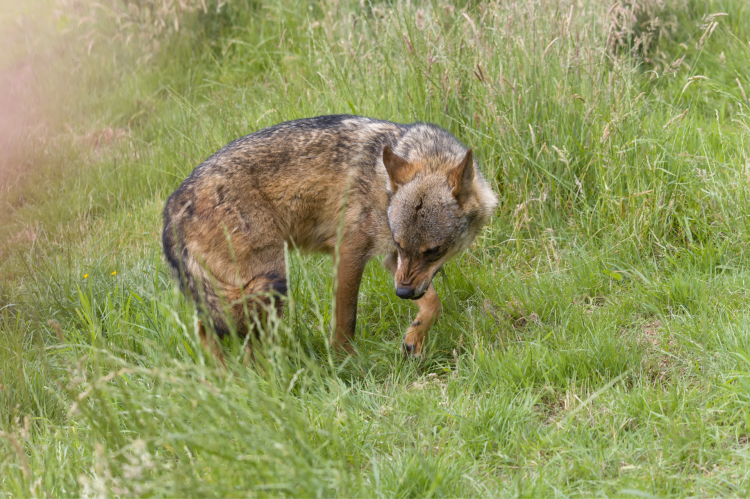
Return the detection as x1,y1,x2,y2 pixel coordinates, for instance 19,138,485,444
2,0,750,496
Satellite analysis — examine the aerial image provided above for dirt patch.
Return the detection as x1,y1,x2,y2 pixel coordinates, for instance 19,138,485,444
639,319,677,381
484,299,540,331
640,319,662,348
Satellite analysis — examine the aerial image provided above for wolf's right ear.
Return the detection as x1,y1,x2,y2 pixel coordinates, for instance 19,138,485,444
383,146,417,191
448,149,474,205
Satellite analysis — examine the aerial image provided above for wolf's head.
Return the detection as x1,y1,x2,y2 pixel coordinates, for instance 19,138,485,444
384,142,497,300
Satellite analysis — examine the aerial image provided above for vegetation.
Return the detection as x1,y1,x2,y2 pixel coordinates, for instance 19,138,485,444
2,0,750,495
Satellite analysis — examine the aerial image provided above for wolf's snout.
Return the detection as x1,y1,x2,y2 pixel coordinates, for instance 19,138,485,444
396,286,427,300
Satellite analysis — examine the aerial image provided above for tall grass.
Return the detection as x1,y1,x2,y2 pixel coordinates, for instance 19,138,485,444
2,0,750,496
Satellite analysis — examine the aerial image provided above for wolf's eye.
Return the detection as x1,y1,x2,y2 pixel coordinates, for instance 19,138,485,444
424,246,440,257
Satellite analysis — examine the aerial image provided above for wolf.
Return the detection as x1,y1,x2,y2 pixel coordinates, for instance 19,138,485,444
162,114,497,358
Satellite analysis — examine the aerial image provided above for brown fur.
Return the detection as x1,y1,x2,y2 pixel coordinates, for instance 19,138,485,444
163,115,497,357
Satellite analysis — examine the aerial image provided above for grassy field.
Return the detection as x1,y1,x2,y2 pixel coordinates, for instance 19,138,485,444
2,0,750,496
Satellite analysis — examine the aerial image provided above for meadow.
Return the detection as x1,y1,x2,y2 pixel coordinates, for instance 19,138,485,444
2,0,750,496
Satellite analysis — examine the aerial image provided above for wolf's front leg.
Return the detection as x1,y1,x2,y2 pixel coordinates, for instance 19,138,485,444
402,284,441,356
383,252,441,357
330,244,369,354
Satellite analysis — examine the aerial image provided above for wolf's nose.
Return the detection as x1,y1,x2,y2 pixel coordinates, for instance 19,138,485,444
402,341,415,355
396,286,415,299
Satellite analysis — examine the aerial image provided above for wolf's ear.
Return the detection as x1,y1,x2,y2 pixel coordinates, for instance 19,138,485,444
448,149,474,205
383,146,417,191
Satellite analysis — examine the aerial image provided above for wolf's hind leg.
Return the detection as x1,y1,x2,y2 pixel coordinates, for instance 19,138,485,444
226,267,287,338
198,320,227,368
202,268,285,364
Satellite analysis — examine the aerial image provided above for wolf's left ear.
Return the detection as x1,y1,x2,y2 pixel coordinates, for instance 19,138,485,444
448,149,474,205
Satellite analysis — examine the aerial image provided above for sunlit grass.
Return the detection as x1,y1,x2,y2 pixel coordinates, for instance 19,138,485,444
2,0,750,496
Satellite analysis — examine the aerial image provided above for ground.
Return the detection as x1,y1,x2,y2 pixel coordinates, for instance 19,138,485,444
2,0,750,496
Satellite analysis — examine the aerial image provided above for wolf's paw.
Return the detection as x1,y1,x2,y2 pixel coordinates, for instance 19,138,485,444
402,320,425,358
332,339,356,357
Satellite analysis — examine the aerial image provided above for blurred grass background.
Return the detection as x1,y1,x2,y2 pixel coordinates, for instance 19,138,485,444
2,0,750,496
